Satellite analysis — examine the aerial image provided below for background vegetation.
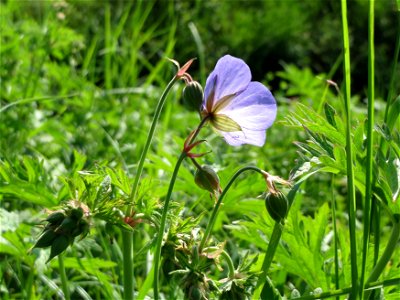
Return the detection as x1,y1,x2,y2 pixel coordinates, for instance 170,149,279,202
1,1,399,299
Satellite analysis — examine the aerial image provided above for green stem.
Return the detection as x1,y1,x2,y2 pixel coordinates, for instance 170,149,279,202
104,2,112,90
122,231,134,300
253,176,307,299
220,250,236,279
260,222,283,278
127,76,179,214
152,115,208,299
199,166,264,251
331,175,340,300
58,254,70,300
122,76,178,300
25,265,34,300
293,278,400,300
202,247,235,279
383,11,400,122
341,0,359,298
360,1,375,299
364,217,400,300
153,152,187,300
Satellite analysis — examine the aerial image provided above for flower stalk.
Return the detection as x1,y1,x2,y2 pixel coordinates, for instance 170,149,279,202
199,166,265,251
153,117,209,300
58,253,70,300
153,152,187,300
123,59,195,300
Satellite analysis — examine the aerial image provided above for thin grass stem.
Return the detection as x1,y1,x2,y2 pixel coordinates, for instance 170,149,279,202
360,2,375,299
104,2,112,90
331,175,340,300
364,217,400,300
294,278,400,300
188,22,206,85
340,0,359,298
383,12,400,122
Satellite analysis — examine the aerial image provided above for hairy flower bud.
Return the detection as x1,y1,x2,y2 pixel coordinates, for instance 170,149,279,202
194,165,221,194
45,211,66,225
183,81,204,112
55,217,78,234
69,207,84,220
47,235,71,262
33,229,58,249
265,191,289,223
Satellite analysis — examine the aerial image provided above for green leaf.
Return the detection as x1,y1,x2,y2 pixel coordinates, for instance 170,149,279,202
324,103,337,128
105,167,131,195
387,95,400,132
285,103,346,146
261,276,282,300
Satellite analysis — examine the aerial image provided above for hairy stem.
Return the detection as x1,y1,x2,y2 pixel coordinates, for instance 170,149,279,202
127,76,179,213
153,152,186,300
58,254,70,300
122,76,179,300
199,166,265,251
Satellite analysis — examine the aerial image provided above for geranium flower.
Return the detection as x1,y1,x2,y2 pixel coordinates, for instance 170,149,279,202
201,55,277,147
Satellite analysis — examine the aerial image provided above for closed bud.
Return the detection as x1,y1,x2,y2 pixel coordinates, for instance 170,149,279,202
47,235,71,262
69,207,84,220
71,219,90,238
183,81,204,112
265,191,289,223
188,286,203,300
55,217,78,234
46,211,66,225
33,229,58,249
194,165,221,194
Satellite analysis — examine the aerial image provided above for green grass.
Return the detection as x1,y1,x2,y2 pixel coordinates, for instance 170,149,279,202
1,1,399,300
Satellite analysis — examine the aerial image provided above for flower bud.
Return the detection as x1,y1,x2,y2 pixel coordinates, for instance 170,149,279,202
47,235,71,262
265,191,289,223
69,207,84,220
55,217,78,234
182,81,204,112
46,211,66,225
194,165,220,194
33,229,58,248
71,219,90,238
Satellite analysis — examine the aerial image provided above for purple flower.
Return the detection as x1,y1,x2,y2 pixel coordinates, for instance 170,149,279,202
201,55,277,147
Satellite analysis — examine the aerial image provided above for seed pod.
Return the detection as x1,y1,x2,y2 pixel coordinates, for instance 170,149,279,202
188,286,203,300
182,81,204,112
46,211,66,225
79,220,90,239
71,219,89,238
47,235,70,262
33,229,58,248
69,207,84,220
265,191,289,223
55,217,77,234
194,165,221,194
